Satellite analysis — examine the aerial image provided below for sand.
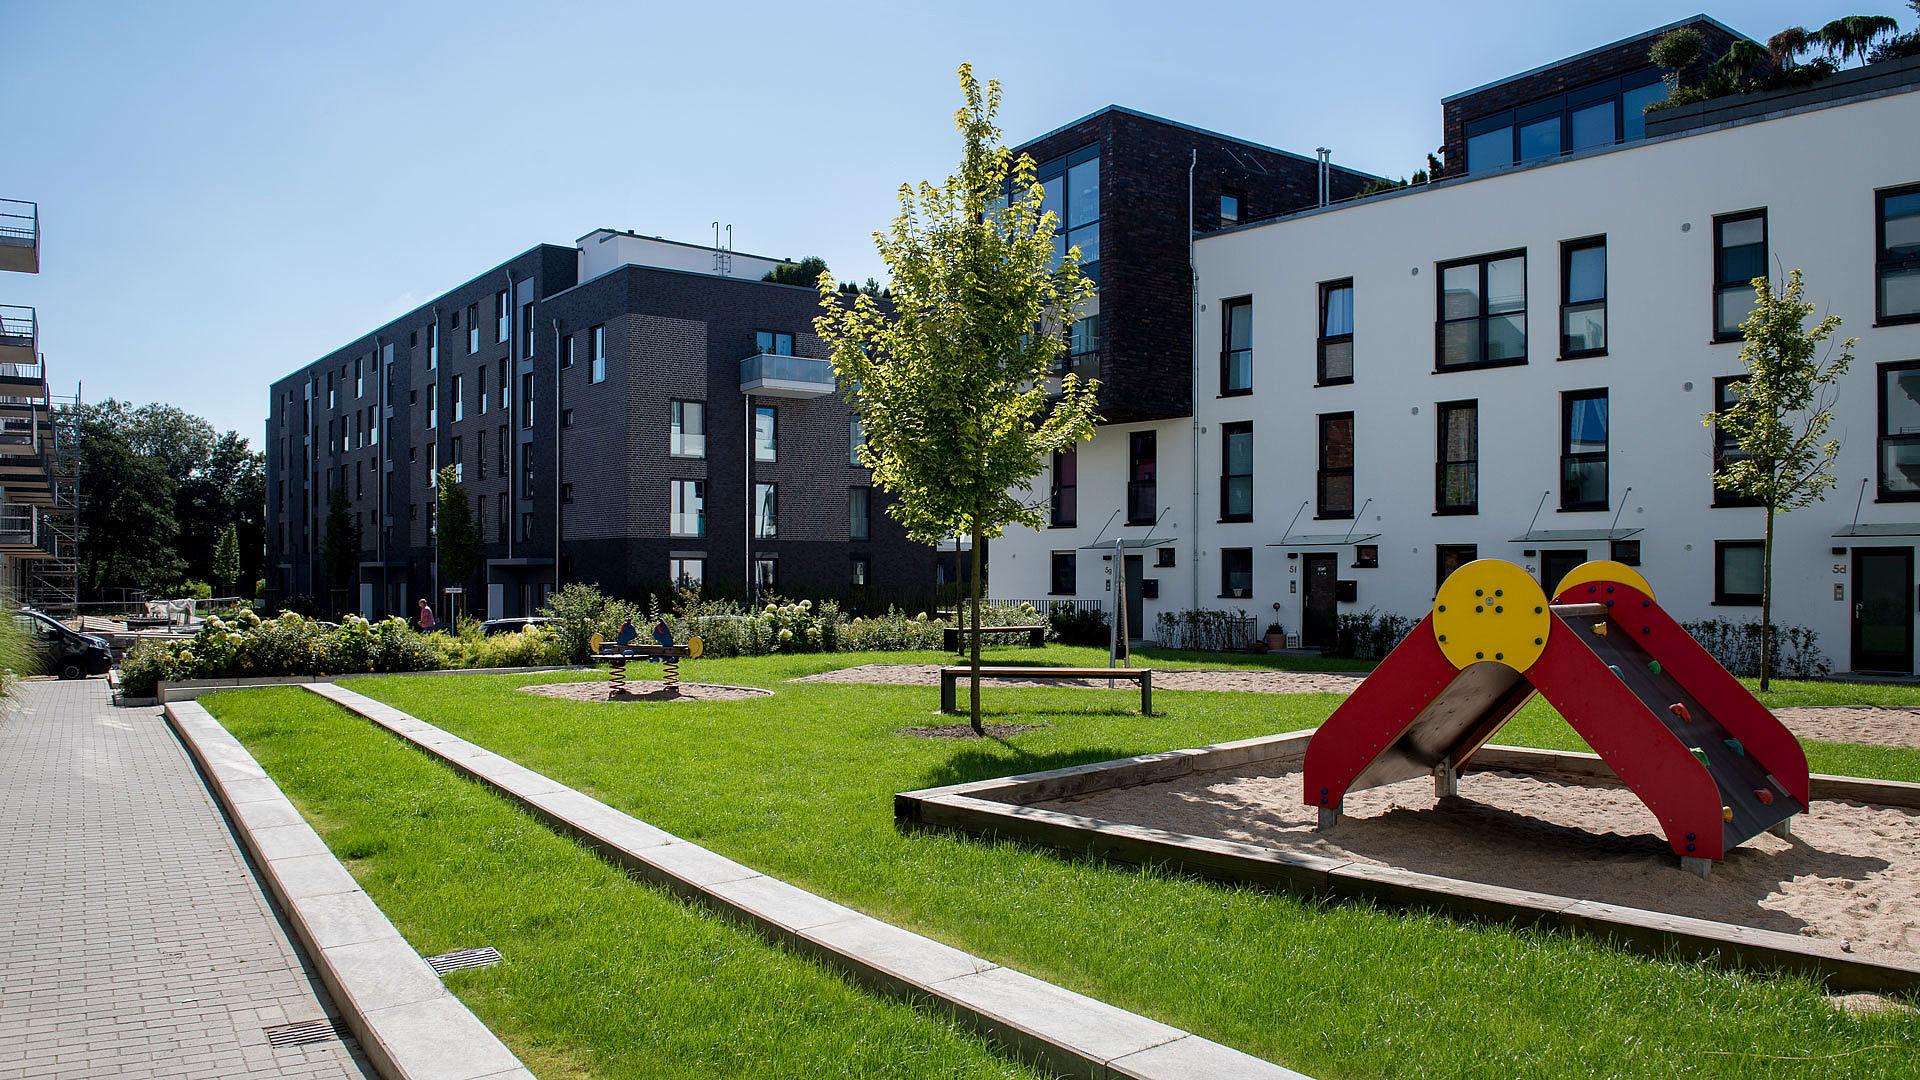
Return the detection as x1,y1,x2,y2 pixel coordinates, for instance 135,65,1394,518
1039,767,1920,964
1774,707,1920,749
519,681,771,704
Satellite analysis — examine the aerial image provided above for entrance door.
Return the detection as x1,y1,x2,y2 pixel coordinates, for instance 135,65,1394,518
359,583,375,618
487,583,506,621
1303,553,1337,648
1853,547,1914,673
1540,549,1587,598
1124,555,1144,641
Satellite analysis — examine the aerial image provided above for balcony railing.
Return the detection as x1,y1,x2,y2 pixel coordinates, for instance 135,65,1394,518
740,353,835,399
0,199,37,274
0,306,35,361
0,502,35,547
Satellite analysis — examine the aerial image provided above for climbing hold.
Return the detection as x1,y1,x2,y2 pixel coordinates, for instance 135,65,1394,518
1686,833,1696,842
1495,652,1504,660
1534,606,1543,614
1687,843,1696,852
1475,652,1484,659
1495,606,1504,613
1587,586,1597,594
1438,605,1446,612
1642,600,1651,608
1607,664,1622,678
1495,590,1503,597
1723,806,1734,822
1641,626,1651,634
1668,702,1692,723
1475,589,1484,597
1724,737,1746,757
1648,660,1662,675
1606,586,1615,593
1438,634,1448,642
1755,788,1774,805
1591,622,1607,636
1535,637,1544,645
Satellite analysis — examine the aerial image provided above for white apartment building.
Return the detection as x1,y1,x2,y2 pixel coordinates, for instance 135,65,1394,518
994,65,1920,674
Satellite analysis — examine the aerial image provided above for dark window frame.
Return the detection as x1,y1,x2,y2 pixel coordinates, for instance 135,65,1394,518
1220,421,1253,523
1435,399,1478,515
1318,278,1354,386
1714,539,1765,605
1713,209,1768,343
1712,375,1763,508
1127,431,1156,526
1219,547,1253,599
1049,551,1076,596
1559,235,1607,359
1317,412,1355,519
849,485,871,541
1878,359,1920,502
1219,191,1242,226
1220,296,1253,396
1050,446,1077,528
755,329,795,356
1435,249,1528,372
1435,545,1477,591
1560,388,1609,511
1878,182,1920,327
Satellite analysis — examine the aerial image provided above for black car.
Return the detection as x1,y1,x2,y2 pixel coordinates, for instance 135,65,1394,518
478,616,555,636
15,609,112,679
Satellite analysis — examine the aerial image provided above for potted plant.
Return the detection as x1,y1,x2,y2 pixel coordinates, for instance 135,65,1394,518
1265,622,1286,650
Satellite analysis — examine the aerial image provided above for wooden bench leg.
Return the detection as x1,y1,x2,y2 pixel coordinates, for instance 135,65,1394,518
1141,671,1152,715
940,672,957,714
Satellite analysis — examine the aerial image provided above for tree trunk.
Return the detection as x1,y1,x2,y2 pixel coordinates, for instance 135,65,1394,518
969,526,984,736
1761,501,1776,692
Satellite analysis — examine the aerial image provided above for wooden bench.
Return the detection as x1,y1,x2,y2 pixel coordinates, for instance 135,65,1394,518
939,666,1152,715
942,624,1047,652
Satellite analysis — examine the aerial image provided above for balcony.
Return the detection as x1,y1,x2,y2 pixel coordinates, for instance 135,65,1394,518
0,502,35,550
0,307,35,368
0,200,36,275
740,352,835,399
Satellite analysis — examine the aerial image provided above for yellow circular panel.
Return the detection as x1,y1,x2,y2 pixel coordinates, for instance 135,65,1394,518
687,635,703,660
1551,560,1654,603
1431,559,1552,672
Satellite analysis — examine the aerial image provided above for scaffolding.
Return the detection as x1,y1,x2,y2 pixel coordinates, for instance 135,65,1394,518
27,393,80,617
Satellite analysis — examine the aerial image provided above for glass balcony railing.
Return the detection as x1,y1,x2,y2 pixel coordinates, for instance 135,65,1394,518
740,353,835,399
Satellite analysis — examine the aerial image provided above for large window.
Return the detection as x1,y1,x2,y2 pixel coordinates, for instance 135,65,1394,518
1127,432,1155,525
1560,389,1609,510
1879,183,1920,324
495,289,509,343
1318,279,1354,385
754,483,777,538
670,557,704,590
1561,237,1607,358
1050,551,1076,595
1221,422,1253,522
849,414,865,466
589,325,606,383
1437,251,1526,370
1318,412,1354,518
1220,548,1253,599
1221,298,1253,394
1712,376,1762,507
1034,145,1100,280
520,301,535,358
754,406,776,462
1462,67,1666,174
466,304,479,353
427,383,438,428
520,373,534,429
755,330,794,356
672,400,706,458
849,486,870,541
1064,314,1100,380
451,374,464,422
1436,400,1478,514
1436,544,1477,590
1050,446,1076,527
1879,361,1920,500
1714,540,1764,605
477,364,488,415
754,557,777,595
1714,210,1768,340
849,556,870,602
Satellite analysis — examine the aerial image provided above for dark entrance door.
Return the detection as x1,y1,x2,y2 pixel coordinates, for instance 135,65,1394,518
1540,549,1587,598
1853,547,1914,673
1303,553,1337,648
1124,555,1144,641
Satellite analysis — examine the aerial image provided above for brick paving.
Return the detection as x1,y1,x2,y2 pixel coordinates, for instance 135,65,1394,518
0,679,374,1079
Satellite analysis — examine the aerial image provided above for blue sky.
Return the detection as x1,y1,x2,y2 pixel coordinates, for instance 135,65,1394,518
2,1,1895,441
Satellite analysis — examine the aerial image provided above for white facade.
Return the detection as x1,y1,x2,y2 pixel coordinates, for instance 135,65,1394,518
575,229,792,284
994,86,1920,673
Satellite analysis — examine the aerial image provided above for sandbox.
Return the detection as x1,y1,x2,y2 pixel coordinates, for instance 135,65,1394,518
896,730,1920,992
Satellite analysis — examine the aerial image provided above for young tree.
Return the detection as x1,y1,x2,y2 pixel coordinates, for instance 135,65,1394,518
816,64,1099,735
435,466,481,624
320,485,361,611
1650,27,1705,91
1705,269,1854,690
1815,15,1900,67
212,524,241,597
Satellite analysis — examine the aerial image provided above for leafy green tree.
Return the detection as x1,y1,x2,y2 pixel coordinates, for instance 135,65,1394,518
1768,25,1811,69
1650,27,1704,90
816,64,1099,734
74,408,182,596
435,466,481,622
764,256,830,287
213,524,241,596
320,484,361,611
1816,14,1900,66
1714,39,1769,84
1704,270,1854,690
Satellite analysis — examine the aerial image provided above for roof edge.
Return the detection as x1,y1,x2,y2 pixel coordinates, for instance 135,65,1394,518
1441,13,1752,105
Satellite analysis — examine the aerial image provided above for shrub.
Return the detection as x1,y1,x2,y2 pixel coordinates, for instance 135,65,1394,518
439,622,570,669
840,609,948,652
1680,618,1832,679
1153,608,1255,652
1048,603,1110,647
113,610,445,697
1326,608,1416,660
540,583,645,663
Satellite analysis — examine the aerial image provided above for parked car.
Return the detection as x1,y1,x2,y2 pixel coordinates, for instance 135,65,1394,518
478,617,556,636
15,609,112,679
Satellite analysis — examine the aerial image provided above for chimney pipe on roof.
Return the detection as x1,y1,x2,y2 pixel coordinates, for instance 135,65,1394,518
1316,148,1331,208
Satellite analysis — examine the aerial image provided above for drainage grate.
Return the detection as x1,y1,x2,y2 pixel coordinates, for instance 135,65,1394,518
264,1018,347,1048
424,945,503,976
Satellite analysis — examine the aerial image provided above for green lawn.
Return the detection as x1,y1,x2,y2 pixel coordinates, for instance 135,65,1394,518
205,648,1920,1080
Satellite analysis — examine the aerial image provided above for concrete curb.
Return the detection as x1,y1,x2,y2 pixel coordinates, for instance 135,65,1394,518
299,681,1313,1080
164,700,535,1080
897,731,1920,994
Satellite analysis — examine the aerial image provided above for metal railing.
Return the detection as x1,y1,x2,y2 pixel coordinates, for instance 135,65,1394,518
739,352,834,387
0,306,36,346
0,199,35,246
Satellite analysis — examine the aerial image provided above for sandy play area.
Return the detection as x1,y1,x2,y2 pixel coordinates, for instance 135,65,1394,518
520,681,771,703
1039,767,1920,964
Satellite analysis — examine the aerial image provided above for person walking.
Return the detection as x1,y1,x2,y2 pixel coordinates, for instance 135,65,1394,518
416,598,438,632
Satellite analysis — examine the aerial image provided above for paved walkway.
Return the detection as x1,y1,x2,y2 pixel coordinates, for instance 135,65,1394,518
0,679,374,1079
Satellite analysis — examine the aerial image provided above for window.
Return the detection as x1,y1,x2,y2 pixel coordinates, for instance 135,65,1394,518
1221,422,1253,521
466,303,479,353
1560,389,1609,510
754,557,777,595
1714,210,1768,340
849,556,870,596
1610,539,1641,566
521,441,534,500
1461,68,1665,174
1221,548,1253,598
1050,552,1076,595
1221,297,1253,394
1317,413,1354,518
755,483,777,538
672,401,705,457
498,358,509,411
670,480,705,537
1024,145,1100,279
1051,447,1077,527
448,436,462,482
670,558,704,590
477,430,487,480
1715,540,1764,605
495,289,509,343
1219,192,1240,226
520,301,535,358
849,414,865,466
1127,432,1156,525
1879,361,1920,500
1064,314,1100,380
754,406,776,462
520,373,534,429
1438,251,1526,370
1318,279,1354,384
521,512,534,542
1878,183,1920,324
755,330,794,356
1712,376,1762,507
478,364,488,414
497,486,507,535
1436,400,1478,514
1561,237,1607,357
354,358,363,398
427,383,438,428
452,374,464,422
428,322,438,368
1435,544,1477,590
564,334,576,368
497,427,508,491
561,408,573,428
426,440,437,484
327,373,336,409
1353,544,1378,569
849,486,870,541
589,325,606,383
